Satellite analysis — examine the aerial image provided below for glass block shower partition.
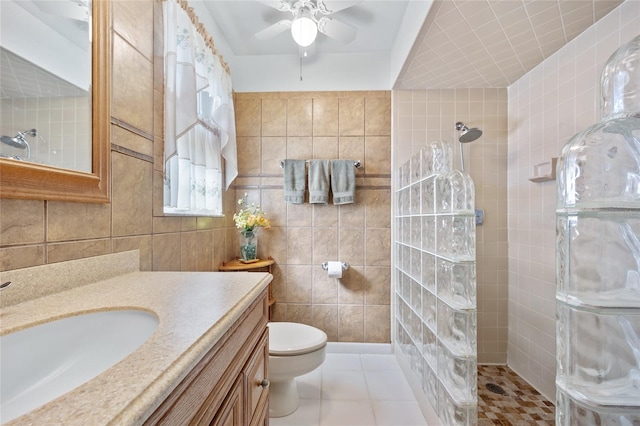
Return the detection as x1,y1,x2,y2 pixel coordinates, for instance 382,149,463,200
555,35,640,424
394,141,478,424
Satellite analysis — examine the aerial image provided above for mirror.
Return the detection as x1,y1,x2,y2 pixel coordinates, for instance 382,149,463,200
0,0,110,203
0,47,91,171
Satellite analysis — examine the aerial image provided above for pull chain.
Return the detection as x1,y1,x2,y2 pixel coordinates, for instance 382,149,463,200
299,56,303,81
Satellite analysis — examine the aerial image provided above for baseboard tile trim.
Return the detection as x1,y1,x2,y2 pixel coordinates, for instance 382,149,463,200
326,342,392,354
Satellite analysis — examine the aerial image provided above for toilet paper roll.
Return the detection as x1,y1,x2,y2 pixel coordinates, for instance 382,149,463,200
327,261,343,279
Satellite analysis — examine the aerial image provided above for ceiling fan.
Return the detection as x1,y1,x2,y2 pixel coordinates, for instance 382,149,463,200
255,0,362,47
32,0,90,23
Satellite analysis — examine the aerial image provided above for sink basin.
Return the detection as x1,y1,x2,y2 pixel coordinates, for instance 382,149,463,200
0,310,158,423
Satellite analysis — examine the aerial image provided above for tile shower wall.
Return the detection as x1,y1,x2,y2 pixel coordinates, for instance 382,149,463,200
233,91,392,343
0,96,91,171
392,89,509,365
0,0,237,273
507,1,640,400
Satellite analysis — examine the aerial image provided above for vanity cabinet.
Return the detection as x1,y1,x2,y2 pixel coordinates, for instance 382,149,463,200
144,289,269,426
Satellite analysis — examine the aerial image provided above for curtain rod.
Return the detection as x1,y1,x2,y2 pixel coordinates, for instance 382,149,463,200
279,160,362,169
176,0,230,75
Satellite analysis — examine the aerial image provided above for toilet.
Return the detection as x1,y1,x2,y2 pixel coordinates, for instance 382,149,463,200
268,322,327,418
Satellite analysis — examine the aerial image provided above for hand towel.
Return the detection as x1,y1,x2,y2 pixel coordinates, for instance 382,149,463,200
283,159,306,204
330,159,356,205
308,160,330,204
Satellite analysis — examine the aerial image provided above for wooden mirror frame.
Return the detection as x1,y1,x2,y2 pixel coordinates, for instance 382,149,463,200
0,0,111,204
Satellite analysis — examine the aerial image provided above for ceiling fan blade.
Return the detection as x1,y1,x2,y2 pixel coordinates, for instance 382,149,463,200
255,19,293,40
317,17,357,44
32,0,90,21
256,1,292,13
316,0,362,15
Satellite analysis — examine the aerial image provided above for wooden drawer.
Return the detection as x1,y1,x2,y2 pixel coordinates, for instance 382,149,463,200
245,330,269,426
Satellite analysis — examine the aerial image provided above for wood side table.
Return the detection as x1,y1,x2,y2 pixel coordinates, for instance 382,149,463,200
219,257,275,319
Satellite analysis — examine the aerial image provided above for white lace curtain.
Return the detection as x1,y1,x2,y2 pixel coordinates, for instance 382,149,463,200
163,0,238,216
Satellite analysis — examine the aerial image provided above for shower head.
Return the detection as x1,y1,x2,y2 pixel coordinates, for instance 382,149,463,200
0,129,35,160
455,122,482,143
0,135,27,149
0,129,36,149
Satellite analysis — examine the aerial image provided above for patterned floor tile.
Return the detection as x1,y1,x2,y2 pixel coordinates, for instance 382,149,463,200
477,365,555,425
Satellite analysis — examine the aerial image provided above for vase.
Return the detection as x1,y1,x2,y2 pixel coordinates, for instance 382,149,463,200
238,229,258,262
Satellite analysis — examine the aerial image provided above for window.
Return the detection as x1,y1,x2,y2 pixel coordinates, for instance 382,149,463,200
163,0,237,216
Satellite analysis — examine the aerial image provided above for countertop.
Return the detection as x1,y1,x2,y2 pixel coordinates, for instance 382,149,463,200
0,270,271,425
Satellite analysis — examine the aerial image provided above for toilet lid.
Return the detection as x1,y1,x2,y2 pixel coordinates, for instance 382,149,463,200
268,322,328,356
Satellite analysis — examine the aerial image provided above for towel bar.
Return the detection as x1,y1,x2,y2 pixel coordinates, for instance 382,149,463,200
280,160,362,169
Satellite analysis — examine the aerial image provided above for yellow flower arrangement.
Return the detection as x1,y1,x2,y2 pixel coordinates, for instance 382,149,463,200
233,193,271,232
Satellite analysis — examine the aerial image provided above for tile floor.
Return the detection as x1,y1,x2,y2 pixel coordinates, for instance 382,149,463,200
477,365,555,425
269,352,429,426
269,352,556,426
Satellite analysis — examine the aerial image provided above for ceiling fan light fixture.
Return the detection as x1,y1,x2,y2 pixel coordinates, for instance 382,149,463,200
291,16,317,47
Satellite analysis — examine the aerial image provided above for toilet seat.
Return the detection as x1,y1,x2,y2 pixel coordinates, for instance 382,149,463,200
268,322,327,356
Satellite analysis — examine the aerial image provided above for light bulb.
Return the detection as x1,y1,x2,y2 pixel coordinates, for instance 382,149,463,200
291,16,317,47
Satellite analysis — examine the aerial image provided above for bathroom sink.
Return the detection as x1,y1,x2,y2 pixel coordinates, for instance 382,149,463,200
0,310,158,423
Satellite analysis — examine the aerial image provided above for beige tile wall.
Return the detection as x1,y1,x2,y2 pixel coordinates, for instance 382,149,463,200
234,91,392,343
0,96,91,171
0,0,237,274
392,88,509,364
507,1,639,400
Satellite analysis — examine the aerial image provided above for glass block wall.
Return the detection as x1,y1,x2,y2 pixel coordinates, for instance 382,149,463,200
555,34,640,424
394,141,478,424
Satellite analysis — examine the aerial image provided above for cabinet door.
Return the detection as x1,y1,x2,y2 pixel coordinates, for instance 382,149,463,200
245,330,269,426
211,376,244,426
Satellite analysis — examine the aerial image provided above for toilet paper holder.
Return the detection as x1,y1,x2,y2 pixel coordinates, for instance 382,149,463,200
321,262,349,271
